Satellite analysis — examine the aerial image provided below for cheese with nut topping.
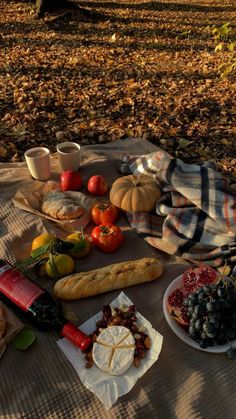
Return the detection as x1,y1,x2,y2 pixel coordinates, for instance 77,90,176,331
92,326,135,375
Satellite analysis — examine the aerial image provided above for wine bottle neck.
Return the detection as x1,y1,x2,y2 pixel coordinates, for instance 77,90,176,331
61,322,91,352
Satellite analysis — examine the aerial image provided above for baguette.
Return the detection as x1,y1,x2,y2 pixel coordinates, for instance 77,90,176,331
53,257,164,300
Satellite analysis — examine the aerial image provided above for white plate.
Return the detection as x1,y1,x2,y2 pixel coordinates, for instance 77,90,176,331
163,274,234,353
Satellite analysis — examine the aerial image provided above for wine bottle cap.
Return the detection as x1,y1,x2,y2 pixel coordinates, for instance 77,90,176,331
62,323,91,352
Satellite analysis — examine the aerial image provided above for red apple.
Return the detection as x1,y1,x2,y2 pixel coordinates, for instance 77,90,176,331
87,175,108,196
60,170,83,191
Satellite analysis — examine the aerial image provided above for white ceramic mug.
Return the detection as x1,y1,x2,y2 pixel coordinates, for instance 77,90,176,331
56,141,81,172
24,147,51,181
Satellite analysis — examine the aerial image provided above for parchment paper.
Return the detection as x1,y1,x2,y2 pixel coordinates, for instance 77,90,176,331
0,303,24,359
12,180,97,232
57,292,163,410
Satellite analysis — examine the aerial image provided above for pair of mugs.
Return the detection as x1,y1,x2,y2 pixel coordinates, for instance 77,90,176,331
24,142,81,181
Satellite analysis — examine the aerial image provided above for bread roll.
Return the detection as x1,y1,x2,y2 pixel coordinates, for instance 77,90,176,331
42,190,84,220
53,257,164,300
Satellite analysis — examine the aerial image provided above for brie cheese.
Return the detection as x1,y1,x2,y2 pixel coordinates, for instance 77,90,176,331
92,326,135,375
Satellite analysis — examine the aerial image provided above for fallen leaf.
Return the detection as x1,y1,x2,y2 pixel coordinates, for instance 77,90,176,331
178,139,193,149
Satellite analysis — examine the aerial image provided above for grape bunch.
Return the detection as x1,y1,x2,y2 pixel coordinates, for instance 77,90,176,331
184,277,236,354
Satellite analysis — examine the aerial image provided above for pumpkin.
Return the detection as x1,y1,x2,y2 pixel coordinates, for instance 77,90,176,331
109,175,161,212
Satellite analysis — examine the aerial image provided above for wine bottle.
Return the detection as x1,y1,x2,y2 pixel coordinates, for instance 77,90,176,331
0,259,91,352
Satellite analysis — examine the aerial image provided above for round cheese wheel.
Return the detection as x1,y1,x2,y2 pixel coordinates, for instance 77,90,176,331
92,326,135,375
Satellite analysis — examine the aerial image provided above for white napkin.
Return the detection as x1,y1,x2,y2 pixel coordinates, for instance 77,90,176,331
57,292,163,410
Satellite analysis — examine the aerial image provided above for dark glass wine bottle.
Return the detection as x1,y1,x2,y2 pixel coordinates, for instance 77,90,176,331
0,259,91,352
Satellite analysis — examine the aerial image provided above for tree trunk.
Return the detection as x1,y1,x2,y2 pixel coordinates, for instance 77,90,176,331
34,0,102,21
35,0,72,18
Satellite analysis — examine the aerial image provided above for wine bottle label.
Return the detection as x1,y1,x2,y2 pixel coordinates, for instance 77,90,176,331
0,264,44,312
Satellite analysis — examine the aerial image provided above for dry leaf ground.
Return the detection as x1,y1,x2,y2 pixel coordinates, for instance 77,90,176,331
0,0,235,178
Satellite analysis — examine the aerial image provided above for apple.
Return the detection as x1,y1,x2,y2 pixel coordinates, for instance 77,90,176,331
60,170,83,191
87,175,108,196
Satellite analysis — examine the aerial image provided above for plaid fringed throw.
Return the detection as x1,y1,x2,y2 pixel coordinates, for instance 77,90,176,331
122,149,236,268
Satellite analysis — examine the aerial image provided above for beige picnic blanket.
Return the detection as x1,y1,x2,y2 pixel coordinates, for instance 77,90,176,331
0,139,235,419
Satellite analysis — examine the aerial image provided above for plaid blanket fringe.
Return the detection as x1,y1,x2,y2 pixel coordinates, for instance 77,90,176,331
123,149,236,268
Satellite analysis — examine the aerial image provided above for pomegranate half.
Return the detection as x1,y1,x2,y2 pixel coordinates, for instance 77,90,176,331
167,266,218,327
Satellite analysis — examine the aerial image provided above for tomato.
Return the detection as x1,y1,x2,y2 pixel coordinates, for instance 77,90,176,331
60,170,83,191
87,175,108,196
65,231,91,258
91,224,124,253
91,203,119,225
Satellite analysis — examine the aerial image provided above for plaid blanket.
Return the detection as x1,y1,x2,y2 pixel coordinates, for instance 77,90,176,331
121,149,236,268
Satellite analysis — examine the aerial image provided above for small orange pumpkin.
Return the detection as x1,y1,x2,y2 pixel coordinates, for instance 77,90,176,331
109,175,161,212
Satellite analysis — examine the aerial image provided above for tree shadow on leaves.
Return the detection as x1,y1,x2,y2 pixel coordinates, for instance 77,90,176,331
1,33,213,52
79,0,235,13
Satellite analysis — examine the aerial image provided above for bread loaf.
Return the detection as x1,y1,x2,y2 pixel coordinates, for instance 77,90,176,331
53,257,164,300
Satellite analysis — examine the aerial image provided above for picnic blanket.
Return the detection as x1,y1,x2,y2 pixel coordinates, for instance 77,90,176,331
1,138,236,419
122,149,236,268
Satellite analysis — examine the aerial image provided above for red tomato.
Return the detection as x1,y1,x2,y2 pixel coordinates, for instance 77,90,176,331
87,175,108,196
91,224,124,253
91,203,119,225
60,170,83,191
